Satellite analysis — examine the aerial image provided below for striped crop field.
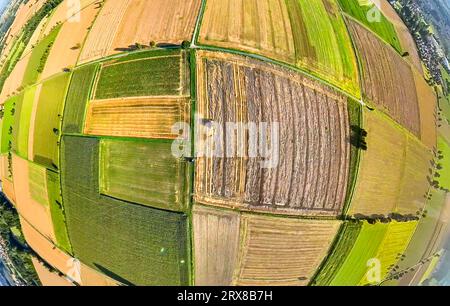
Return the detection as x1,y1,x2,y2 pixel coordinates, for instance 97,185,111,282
348,19,420,137
62,64,98,134
99,139,190,212
359,221,418,285
110,0,201,54
234,214,340,286
338,0,402,53
393,189,447,285
14,86,38,159
195,51,351,217
77,0,131,64
84,97,190,140
198,0,360,97
32,73,70,169
326,221,389,286
192,205,241,286
349,109,431,217
78,0,201,64
311,221,362,286
93,50,190,99
61,136,191,285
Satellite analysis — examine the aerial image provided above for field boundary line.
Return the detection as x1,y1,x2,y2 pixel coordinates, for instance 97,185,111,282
191,0,207,48
101,54,181,68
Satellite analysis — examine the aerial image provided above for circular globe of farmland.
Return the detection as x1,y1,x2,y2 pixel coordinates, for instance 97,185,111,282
0,0,444,287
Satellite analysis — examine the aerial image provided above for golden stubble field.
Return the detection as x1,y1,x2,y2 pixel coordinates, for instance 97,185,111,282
79,0,201,64
84,97,191,139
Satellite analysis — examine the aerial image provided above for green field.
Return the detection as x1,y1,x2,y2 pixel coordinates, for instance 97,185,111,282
1,96,17,153
329,221,389,286
61,136,190,285
360,221,418,285
312,221,362,285
22,25,61,86
99,139,189,212
338,0,403,53
47,169,72,254
286,0,360,97
62,64,98,134
33,73,70,169
16,86,37,159
437,136,450,190
345,98,362,211
388,188,447,285
94,51,185,99
11,92,24,155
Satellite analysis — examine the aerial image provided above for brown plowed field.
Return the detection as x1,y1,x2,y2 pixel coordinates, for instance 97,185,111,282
194,51,350,216
348,19,421,137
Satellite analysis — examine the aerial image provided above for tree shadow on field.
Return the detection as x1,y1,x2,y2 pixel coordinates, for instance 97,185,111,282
350,125,368,151
94,263,135,286
114,42,181,52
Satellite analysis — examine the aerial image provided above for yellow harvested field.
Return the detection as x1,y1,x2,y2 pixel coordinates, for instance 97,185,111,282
40,0,99,80
349,110,406,216
199,0,295,63
413,70,437,149
84,97,191,140
12,154,56,242
78,0,131,64
0,53,31,102
235,214,340,286
110,0,201,54
20,216,119,286
193,205,240,286
396,137,432,215
31,257,74,286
